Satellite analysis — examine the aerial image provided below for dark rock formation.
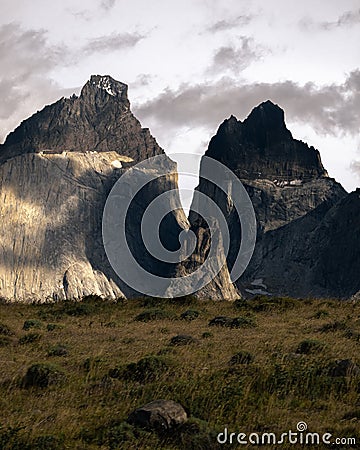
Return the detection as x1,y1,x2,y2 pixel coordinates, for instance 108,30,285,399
188,100,354,299
207,101,327,181
246,188,360,298
127,399,187,431
0,75,162,164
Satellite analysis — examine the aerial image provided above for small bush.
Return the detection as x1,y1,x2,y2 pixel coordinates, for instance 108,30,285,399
0,322,14,336
46,323,64,332
295,339,326,355
23,363,66,388
201,332,213,339
172,417,219,450
19,332,42,345
249,295,299,312
342,410,360,420
23,319,42,330
180,310,200,321
0,336,11,347
229,351,254,365
312,310,329,319
63,303,94,317
169,335,198,346
319,321,348,332
231,316,256,328
31,434,64,450
135,309,175,322
48,344,68,357
208,316,255,328
82,356,105,373
208,316,234,327
110,355,171,383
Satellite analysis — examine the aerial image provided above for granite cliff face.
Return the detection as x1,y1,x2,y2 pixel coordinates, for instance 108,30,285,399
245,188,360,298
1,81,358,301
188,100,356,299
0,75,189,302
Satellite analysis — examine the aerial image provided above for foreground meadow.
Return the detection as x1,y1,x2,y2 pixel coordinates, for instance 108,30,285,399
0,295,360,449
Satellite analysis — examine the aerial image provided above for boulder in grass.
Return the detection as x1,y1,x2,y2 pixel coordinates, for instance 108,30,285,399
128,399,187,432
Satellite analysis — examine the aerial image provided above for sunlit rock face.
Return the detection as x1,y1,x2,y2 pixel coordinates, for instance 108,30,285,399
0,75,188,302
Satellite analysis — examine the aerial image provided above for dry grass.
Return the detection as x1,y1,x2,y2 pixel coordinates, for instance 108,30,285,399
0,295,359,449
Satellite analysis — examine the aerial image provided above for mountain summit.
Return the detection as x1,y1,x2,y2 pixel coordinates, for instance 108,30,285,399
207,100,327,181
0,74,163,163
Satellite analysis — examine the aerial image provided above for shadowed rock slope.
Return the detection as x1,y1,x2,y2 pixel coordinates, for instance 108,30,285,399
188,100,357,299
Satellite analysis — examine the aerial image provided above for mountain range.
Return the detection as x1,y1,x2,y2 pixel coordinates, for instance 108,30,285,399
0,75,358,302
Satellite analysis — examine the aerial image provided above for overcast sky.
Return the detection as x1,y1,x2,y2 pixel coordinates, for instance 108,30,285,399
1,0,359,206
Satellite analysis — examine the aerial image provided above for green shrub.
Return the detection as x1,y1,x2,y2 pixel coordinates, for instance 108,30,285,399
0,322,14,336
48,344,68,357
135,309,175,322
19,332,42,344
319,321,348,332
208,316,255,328
23,363,66,388
248,295,299,312
180,310,200,321
229,351,254,365
342,410,360,420
202,332,213,339
82,356,105,374
46,323,64,332
31,434,64,450
110,355,171,383
169,335,197,346
313,310,329,319
296,339,326,355
63,303,94,317
0,336,11,347
172,417,219,450
23,319,42,330
231,316,256,328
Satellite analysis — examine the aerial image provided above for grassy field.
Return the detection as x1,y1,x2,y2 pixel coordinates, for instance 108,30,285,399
0,295,360,449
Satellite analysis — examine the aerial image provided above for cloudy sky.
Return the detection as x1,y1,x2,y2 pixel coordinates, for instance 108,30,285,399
1,0,360,204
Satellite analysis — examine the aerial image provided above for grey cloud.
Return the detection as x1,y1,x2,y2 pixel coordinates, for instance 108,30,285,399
351,160,360,179
82,32,144,55
100,0,116,10
208,38,263,74
134,70,360,137
206,15,253,33
321,9,360,30
300,9,360,31
0,23,70,142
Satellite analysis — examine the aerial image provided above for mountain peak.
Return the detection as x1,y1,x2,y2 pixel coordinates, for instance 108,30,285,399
206,101,327,181
244,100,292,145
0,75,163,162
80,74,129,105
